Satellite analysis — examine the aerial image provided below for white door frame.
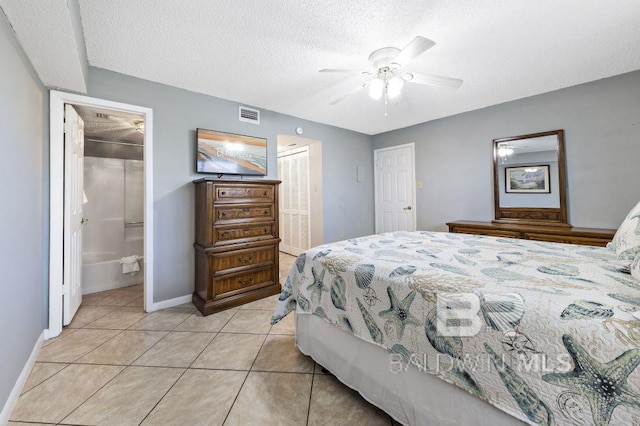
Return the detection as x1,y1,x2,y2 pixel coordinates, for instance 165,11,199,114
46,90,154,339
373,143,417,233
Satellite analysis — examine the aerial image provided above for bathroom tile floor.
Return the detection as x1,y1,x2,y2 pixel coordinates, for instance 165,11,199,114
10,253,394,425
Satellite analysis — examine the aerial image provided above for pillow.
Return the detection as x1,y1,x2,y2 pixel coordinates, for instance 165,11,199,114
610,201,640,265
632,253,640,282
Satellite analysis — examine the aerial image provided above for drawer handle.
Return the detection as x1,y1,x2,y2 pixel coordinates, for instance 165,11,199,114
221,232,228,238
238,255,254,264
263,228,268,234
263,209,269,214
221,212,227,217
242,208,250,213
220,191,226,195
238,276,254,285
263,191,268,196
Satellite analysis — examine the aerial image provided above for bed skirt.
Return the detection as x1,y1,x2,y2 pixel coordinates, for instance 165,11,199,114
296,312,526,426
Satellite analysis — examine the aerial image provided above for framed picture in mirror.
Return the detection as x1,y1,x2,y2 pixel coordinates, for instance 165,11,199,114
505,165,550,193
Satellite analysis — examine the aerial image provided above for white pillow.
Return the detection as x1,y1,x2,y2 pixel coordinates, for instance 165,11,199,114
632,254,640,282
610,201,640,265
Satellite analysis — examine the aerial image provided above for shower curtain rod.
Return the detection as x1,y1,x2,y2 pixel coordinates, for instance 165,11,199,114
86,138,143,148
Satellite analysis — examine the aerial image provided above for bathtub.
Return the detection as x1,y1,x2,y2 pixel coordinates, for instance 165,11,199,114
82,238,144,295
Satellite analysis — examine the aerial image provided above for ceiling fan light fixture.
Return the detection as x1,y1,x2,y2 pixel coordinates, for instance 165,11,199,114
321,36,461,112
133,120,145,133
386,76,404,99
369,78,384,100
497,144,514,158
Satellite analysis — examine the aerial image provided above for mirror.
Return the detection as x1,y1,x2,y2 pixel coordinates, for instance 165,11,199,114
493,130,569,226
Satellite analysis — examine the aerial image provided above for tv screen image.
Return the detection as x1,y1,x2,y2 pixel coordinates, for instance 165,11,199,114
196,128,267,175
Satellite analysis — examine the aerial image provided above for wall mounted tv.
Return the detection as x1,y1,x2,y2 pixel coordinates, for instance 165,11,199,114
196,128,267,176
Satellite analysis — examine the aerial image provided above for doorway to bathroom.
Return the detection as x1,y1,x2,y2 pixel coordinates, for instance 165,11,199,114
76,104,145,296
47,91,154,339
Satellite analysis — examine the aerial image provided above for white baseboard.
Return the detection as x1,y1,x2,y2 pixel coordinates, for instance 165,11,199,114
0,331,44,425
148,294,192,312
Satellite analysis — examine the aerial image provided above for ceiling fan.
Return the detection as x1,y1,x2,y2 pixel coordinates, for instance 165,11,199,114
320,36,462,114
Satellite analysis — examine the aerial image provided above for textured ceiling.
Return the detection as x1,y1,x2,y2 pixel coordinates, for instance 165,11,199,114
0,0,87,92
4,1,640,135
74,104,144,144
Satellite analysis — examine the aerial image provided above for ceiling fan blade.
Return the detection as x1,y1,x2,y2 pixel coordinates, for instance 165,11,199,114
407,72,463,89
320,68,370,75
329,82,369,105
391,36,435,68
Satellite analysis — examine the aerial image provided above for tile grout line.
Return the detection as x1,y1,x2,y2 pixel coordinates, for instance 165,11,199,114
306,370,316,426
61,328,127,364
65,303,148,362
136,367,190,425
65,296,174,366
34,294,139,424
14,362,73,400
38,296,139,424
23,287,300,425
56,363,127,424
221,321,273,425
125,308,199,366
130,306,239,423
65,304,118,329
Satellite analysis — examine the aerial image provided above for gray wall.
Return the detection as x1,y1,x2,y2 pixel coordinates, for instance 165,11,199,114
0,11,48,410
87,67,374,302
373,70,640,231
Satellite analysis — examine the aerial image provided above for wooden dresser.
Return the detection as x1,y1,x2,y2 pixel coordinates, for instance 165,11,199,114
446,221,616,247
193,178,282,315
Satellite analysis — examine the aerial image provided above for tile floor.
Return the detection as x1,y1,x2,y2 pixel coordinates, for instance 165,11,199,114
10,253,394,425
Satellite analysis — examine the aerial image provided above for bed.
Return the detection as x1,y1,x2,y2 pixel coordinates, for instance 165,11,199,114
271,229,640,426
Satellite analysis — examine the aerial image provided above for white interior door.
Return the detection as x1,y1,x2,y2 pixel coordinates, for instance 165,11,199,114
278,147,310,256
374,144,416,233
63,104,85,325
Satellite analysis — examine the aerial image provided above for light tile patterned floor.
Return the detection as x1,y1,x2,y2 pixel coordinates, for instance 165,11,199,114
10,253,393,425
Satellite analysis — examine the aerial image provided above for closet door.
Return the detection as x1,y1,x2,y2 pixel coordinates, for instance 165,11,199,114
278,147,310,256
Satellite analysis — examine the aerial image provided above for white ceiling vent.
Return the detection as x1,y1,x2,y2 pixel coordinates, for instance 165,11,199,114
239,106,260,124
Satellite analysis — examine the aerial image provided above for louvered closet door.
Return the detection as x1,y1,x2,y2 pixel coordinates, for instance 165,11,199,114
278,148,310,256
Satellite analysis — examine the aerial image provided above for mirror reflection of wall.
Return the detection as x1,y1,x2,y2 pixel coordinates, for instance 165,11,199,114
498,150,559,208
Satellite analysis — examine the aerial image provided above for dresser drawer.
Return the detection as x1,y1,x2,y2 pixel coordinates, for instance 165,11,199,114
212,222,275,245
214,184,274,203
214,204,274,223
523,233,609,247
213,267,276,300
213,245,276,275
451,227,521,239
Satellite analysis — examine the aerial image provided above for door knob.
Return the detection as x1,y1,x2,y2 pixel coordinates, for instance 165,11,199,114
403,206,412,211
81,217,89,225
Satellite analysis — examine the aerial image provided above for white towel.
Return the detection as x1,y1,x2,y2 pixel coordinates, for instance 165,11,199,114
120,255,140,275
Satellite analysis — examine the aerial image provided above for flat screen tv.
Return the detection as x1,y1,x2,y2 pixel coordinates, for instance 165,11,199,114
196,128,267,176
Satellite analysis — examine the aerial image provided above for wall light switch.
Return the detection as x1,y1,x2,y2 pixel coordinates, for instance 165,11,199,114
416,180,423,189
356,165,365,183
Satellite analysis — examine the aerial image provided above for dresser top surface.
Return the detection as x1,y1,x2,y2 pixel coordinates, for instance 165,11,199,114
193,178,281,185
446,220,616,237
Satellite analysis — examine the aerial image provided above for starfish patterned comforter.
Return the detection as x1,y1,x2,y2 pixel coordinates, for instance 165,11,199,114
271,231,640,426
